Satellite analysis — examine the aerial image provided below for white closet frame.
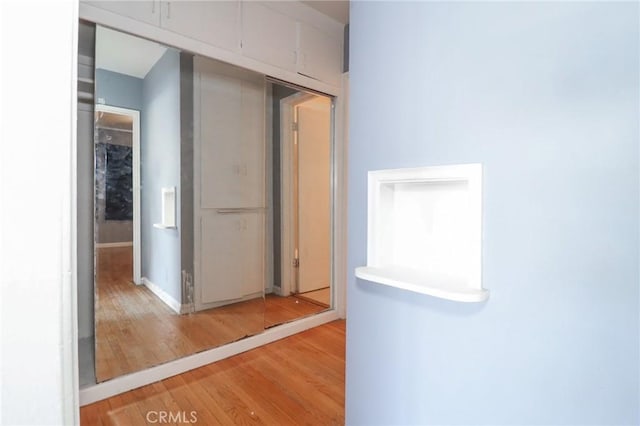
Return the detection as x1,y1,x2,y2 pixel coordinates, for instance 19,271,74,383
77,2,348,406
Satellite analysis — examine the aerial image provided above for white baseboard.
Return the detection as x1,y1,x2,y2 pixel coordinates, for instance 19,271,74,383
194,290,263,311
79,309,340,406
142,277,188,314
96,241,133,248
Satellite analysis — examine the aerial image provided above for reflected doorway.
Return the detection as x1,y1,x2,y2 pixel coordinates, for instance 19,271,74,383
278,91,333,309
94,105,141,285
93,105,142,382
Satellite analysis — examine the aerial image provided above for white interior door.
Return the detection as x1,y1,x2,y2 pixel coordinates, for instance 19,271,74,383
297,97,331,293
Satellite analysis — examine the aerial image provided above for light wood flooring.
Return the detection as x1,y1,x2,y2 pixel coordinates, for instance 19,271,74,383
96,247,327,382
81,320,345,425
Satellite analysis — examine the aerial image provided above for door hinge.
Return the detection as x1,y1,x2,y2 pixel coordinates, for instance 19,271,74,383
292,121,298,132
293,258,300,268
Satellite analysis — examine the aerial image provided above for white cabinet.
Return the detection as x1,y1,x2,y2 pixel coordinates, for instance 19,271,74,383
194,56,266,309
200,212,264,303
85,1,161,26
241,2,343,85
86,1,241,53
161,1,240,52
241,2,297,72
196,57,265,209
83,0,343,86
297,22,342,86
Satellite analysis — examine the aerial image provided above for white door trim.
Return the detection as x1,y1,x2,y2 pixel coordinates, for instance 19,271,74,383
95,104,142,285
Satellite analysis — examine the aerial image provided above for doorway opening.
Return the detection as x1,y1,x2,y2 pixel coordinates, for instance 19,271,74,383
94,105,141,286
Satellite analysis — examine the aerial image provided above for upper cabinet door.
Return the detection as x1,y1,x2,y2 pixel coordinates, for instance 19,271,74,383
84,1,161,26
241,2,297,72
196,57,265,209
83,0,344,86
161,1,241,52
297,22,342,86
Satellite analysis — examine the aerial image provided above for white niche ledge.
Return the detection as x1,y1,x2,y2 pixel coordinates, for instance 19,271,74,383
355,164,489,303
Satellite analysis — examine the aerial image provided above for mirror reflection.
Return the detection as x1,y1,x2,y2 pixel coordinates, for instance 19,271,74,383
85,24,334,385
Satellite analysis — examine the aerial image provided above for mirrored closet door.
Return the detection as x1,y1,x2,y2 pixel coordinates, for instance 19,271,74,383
81,24,335,385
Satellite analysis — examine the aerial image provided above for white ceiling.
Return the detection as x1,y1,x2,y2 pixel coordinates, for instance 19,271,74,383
302,1,349,24
95,26,167,79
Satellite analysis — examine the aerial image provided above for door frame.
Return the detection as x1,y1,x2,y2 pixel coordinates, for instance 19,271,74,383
94,104,142,285
278,92,323,297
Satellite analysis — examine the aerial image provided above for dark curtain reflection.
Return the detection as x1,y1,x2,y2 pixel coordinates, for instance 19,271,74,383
97,142,133,220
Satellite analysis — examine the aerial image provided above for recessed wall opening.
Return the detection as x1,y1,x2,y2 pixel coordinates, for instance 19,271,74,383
379,179,472,282
357,164,488,302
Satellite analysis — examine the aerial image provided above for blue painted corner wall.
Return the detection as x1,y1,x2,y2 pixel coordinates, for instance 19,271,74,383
141,49,182,303
95,69,143,111
346,2,639,425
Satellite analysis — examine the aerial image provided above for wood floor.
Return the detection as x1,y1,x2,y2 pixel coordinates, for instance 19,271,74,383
82,320,345,425
96,247,327,382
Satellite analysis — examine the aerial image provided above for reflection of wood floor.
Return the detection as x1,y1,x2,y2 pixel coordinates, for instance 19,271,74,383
297,287,331,307
82,320,345,425
95,247,326,382
264,294,327,328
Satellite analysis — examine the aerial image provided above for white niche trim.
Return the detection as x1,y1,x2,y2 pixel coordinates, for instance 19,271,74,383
153,187,177,229
355,164,488,303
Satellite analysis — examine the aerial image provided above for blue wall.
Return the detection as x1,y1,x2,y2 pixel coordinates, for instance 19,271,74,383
141,49,182,303
347,2,639,425
95,69,143,111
